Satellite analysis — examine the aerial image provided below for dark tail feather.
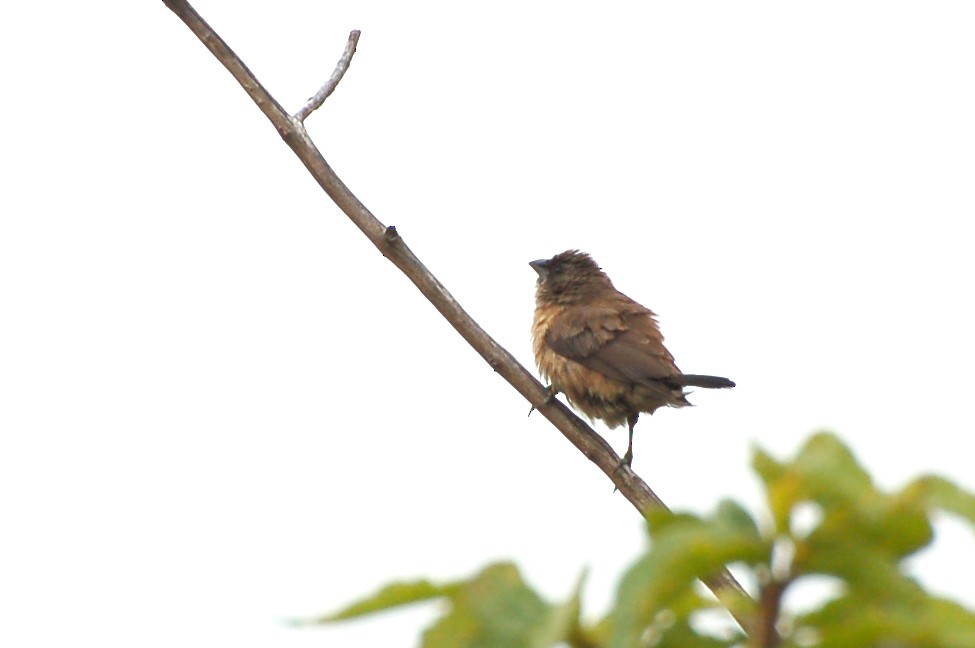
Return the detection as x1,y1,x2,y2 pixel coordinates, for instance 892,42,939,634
674,374,736,389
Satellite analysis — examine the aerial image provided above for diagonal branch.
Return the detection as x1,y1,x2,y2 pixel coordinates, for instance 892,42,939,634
161,0,754,634
295,29,360,122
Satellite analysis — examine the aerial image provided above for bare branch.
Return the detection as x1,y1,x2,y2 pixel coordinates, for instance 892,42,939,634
295,29,361,122
163,0,291,131
161,0,754,633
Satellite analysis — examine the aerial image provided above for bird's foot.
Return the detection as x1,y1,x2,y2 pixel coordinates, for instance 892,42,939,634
618,450,633,469
612,451,633,492
528,385,559,417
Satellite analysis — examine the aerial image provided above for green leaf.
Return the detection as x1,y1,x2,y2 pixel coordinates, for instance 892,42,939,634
302,578,459,624
798,590,975,648
802,494,933,562
713,499,761,540
796,538,920,600
420,562,551,648
527,567,588,648
651,615,738,648
755,433,935,561
904,475,975,529
753,432,874,536
607,509,766,648
751,446,795,533
790,432,873,505
645,510,704,535
927,597,975,648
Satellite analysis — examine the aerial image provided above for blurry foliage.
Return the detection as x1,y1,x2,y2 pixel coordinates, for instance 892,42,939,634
305,433,975,647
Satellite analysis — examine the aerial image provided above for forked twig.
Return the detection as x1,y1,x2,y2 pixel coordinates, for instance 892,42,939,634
161,0,755,634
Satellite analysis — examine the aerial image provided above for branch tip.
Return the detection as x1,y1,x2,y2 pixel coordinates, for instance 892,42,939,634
294,29,362,122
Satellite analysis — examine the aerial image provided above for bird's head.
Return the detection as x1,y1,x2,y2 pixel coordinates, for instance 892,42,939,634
529,250,613,303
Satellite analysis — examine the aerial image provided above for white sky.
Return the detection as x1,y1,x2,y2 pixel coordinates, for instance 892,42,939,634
2,1,974,646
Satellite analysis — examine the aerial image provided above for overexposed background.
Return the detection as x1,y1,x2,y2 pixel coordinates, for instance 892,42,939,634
2,1,973,646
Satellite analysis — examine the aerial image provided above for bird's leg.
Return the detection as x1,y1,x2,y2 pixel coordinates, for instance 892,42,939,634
528,385,560,417
619,414,639,468
611,414,640,492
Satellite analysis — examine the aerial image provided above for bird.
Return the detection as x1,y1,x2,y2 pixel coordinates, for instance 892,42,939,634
530,250,734,467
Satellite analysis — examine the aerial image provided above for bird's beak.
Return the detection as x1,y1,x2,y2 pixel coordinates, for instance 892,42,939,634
529,259,550,279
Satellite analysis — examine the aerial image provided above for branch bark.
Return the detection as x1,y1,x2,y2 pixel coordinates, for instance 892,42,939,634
161,0,753,633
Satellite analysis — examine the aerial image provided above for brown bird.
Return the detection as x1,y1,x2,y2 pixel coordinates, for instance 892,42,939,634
530,250,734,467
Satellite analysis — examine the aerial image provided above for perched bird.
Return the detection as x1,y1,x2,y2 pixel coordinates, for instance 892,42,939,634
530,250,734,467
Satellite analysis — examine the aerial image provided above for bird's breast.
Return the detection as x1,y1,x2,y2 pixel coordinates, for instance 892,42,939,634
532,304,634,427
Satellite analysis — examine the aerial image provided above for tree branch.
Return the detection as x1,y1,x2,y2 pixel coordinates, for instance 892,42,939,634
757,577,785,648
161,0,753,633
295,29,360,122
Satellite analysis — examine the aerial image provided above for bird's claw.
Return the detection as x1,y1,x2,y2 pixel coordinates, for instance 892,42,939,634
528,385,559,417
612,453,633,492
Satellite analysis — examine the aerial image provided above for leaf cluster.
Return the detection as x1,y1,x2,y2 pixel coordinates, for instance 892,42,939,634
307,433,975,647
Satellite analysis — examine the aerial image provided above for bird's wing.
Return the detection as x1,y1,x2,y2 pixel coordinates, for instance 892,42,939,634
545,303,679,385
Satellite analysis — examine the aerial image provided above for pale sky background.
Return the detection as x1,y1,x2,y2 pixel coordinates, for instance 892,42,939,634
2,2,974,647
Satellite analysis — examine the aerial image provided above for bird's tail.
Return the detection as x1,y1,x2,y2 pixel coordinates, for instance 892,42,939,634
674,374,736,389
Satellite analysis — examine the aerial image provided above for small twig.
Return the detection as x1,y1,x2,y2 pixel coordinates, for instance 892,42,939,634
161,0,753,633
295,30,360,122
